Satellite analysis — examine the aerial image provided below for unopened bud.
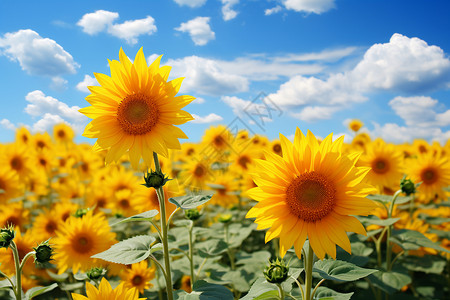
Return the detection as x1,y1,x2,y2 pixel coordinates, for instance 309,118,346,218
185,209,201,221
263,258,289,284
33,241,53,263
86,267,105,280
142,170,170,189
0,226,15,249
400,177,416,196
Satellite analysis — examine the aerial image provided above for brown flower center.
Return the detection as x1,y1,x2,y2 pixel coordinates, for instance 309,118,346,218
119,199,130,209
57,130,66,138
5,216,20,227
237,155,251,169
11,156,24,171
213,135,225,148
45,220,57,234
117,93,159,135
36,141,46,149
371,158,389,174
286,171,336,222
421,168,438,185
73,235,93,254
132,275,143,286
272,144,282,154
194,164,206,177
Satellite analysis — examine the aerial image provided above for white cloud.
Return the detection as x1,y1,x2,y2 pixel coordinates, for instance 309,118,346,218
0,119,16,131
175,17,215,46
292,106,340,122
268,34,450,121
191,113,223,123
77,10,119,35
107,16,157,45
193,97,205,104
173,0,207,8
221,95,274,123
77,11,157,45
0,29,79,77
371,123,450,145
283,0,335,14
24,90,88,133
265,5,282,15
221,0,239,21
166,56,248,96
76,75,99,93
50,76,68,91
273,47,358,63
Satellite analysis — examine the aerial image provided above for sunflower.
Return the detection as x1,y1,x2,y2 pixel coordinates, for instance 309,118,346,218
121,260,156,294
110,189,141,217
32,209,61,241
0,166,21,204
15,127,32,145
85,183,113,211
180,275,192,293
201,125,233,155
0,203,29,230
270,139,283,156
53,211,116,274
350,132,371,152
0,228,37,276
32,132,53,152
53,123,75,144
72,277,145,300
412,139,430,155
246,128,377,259
79,48,194,169
208,173,240,208
348,119,363,132
357,139,404,193
408,152,450,202
178,157,212,190
52,202,79,223
0,143,32,180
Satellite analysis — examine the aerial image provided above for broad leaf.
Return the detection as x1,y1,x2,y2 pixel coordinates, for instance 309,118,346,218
24,283,58,300
240,278,277,300
92,235,156,264
400,255,446,274
110,209,159,226
197,239,229,258
357,215,400,226
390,229,450,252
367,194,411,205
368,270,411,294
169,193,214,209
314,286,354,300
313,259,377,282
177,280,233,300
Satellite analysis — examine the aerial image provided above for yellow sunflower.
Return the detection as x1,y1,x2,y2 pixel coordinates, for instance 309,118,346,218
15,127,32,145
408,152,450,202
0,203,29,231
80,48,194,169
0,166,21,204
270,139,283,156
246,128,377,259
357,139,404,193
53,211,116,274
31,132,53,152
178,157,213,190
72,277,145,300
121,260,156,294
0,142,32,180
412,139,430,155
348,119,363,132
208,173,240,208
53,123,75,144
32,208,61,241
0,228,37,276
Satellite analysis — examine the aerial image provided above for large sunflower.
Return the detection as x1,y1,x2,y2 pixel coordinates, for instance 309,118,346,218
53,211,116,274
246,128,377,260
80,48,194,169
72,277,145,300
120,260,156,294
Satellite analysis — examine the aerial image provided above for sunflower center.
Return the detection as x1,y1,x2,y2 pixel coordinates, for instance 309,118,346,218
0,179,6,191
119,199,130,209
57,130,66,138
132,275,143,285
117,93,159,135
5,216,20,227
421,168,437,184
194,165,206,177
80,162,89,173
11,156,23,171
238,155,251,169
372,159,389,174
213,135,225,148
37,141,45,149
286,171,336,222
217,188,227,196
74,235,93,254
45,221,57,234
273,144,282,154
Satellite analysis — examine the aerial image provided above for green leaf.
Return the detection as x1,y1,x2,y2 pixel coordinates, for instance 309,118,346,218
169,193,214,209
314,286,354,300
24,283,58,300
197,239,228,258
313,259,377,282
173,220,194,227
400,255,446,274
337,242,373,266
240,278,277,300
357,215,400,226
390,229,450,252
367,194,411,205
91,235,156,264
110,209,159,226
368,270,411,294
177,279,233,300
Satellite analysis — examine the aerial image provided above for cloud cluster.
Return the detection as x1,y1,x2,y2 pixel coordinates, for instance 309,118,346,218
268,34,450,122
175,17,215,46
283,0,335,14
191,113,223,123
0,29,79,77
76,75,99,93
221,0,239,21
173,0,207,8
77,10,157,45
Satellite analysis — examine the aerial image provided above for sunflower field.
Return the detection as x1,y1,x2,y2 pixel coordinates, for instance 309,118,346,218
0,49,449,300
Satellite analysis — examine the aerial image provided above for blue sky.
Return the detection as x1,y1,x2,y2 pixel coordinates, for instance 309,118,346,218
1,0,450,144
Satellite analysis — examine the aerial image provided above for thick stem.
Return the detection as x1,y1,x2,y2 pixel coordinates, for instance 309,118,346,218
304,243,314,300
188,224,195,288
276,283,285,300
11,242,22,300
153,152,174,300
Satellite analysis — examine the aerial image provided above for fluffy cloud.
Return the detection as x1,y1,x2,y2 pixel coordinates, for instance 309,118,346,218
166,56,248,96
77,10,157,45
292,106,341,122
77,10,119,35
0,29,79,77
24,90,88,133
191,113,223,123
283,0,335,14
268,34,450,121
173,0,207,8
0,119,16,131
221,95,278,124
50,76,68,91
175,17,215,46
265,5,282,15
76,75,99,93
221,0,239,21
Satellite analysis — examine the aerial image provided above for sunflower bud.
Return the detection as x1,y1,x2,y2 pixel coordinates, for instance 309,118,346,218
185,209,201,221
0,226,15,249
142,170,170,189
33,241,53,264
400,177,416,196
74,208,89,218
86,267,105,280
263,258,289,284
218,213,232,224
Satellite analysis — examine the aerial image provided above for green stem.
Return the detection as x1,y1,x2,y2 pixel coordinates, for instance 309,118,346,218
386,190,401,271
304,243,314,300
196,257,208,278
11,242,22,300
19,251,35,274
188,223,195,288
153,152,174,300
224,223,235,270
408,193,415,217
276,283,285,300
310,279,325,300
291,275,304,300
0,270,15,290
